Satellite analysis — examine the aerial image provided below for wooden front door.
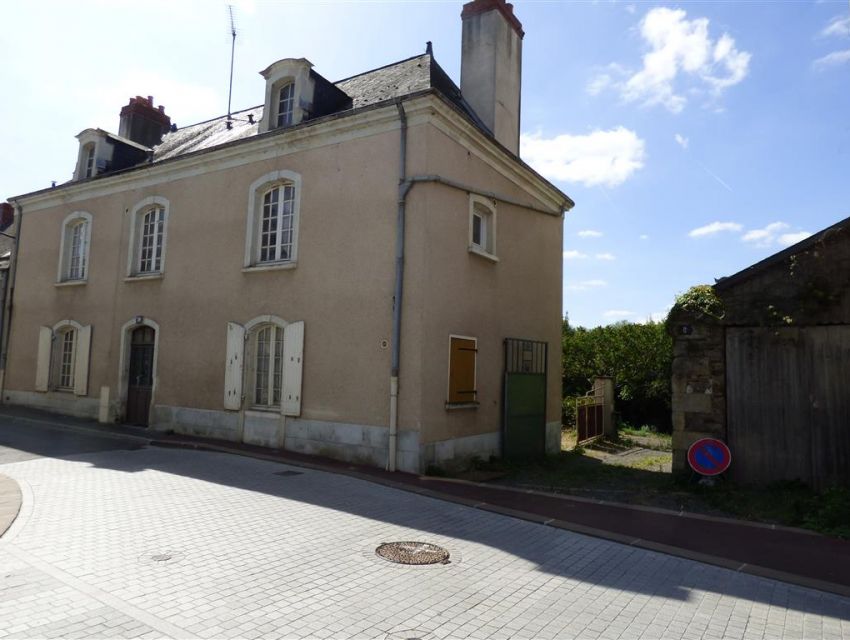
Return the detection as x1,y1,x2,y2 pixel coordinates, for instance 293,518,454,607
126,325,155,426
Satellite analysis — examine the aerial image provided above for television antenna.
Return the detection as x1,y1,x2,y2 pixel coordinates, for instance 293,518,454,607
227,4,237,123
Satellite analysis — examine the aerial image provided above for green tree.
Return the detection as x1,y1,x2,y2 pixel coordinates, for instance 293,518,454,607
562,316,673,432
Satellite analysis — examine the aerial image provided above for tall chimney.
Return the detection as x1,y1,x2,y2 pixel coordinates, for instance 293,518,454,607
118,96,172,148
460,0,523,155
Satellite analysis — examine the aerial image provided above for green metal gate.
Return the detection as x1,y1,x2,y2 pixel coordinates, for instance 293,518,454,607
502,338,548,460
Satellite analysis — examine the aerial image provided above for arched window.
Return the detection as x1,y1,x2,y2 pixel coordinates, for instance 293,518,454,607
128,197,169,277
56,326,77,390
276,83,295,128
244,171,301,269
35,320,92,396
58,212,92,283
223,316,304,415
250,323,284,407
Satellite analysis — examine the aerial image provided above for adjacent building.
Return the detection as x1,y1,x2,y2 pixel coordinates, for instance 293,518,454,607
669,216,850,488
0,0,572,473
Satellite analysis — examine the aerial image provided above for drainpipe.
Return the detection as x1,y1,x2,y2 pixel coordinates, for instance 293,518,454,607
388,101,410,472
0,202,22,401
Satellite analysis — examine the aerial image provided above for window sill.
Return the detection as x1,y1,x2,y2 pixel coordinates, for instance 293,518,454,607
124,273,163,282
242,262,297,274
55,279,87,287
468,246,499,263
445,401,480,411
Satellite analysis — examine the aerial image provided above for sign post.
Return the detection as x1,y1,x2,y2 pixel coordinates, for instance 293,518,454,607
687,438,732,478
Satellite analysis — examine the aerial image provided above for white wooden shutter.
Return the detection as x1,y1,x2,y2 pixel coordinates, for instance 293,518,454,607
35,326,52,392
282,321,304,416
224,322,245,410
73,325,92,396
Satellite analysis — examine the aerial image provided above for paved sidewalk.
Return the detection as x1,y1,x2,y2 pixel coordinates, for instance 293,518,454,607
1,429,849,639
2,405,850,599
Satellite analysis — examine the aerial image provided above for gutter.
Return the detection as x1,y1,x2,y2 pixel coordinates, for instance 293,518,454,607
388,102,410,473
0,203,22,401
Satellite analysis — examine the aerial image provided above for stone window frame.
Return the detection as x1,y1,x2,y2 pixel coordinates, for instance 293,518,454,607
126,196,170,279
243,170,302,272
468,194,498,262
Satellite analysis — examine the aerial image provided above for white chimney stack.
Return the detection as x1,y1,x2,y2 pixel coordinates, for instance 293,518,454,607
460,0,524,155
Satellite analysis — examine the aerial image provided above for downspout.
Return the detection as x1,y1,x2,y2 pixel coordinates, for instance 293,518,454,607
0,202,22,402
388,101,410,472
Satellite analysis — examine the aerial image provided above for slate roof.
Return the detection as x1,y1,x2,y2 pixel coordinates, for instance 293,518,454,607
154,53,475,164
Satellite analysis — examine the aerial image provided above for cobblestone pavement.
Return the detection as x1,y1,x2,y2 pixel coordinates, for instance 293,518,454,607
1,444,848,639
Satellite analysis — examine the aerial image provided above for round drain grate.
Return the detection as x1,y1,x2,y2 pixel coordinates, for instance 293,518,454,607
150,554,172,562
376,541,450,566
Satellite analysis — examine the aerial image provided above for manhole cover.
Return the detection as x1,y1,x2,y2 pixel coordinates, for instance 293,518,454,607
138,550,184,565
375,542,450,565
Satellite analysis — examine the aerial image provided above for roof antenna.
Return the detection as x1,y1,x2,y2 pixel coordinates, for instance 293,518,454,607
226,5,237,125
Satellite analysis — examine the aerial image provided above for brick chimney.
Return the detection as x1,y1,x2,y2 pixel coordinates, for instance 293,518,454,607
118,96,171,148
460,0,523,154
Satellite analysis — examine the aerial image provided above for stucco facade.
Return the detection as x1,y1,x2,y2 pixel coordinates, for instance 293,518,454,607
1,2,570,473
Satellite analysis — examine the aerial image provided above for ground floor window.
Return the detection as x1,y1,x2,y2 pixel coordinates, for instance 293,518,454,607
447,335,478,405
253,324,284,407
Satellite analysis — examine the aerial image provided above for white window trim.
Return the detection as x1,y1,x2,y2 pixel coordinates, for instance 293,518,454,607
57,211,93,284
446,333,479,409
127,196,170,278
244,315,289,411
468,194,498,262
244,171,301,269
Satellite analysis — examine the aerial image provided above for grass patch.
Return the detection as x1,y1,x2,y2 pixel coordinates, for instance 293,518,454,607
482,446,850,538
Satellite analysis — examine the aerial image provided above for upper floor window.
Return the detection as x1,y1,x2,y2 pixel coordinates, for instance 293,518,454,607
139,206,165,273
244,171,301,270
468,194,497,261
84,144,95,178
260,184,295,263
276,83,295,128
58,212,92,283
128,197,169,278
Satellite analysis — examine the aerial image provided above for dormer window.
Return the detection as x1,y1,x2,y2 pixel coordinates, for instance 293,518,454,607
277,83,295,128
84,145,95,178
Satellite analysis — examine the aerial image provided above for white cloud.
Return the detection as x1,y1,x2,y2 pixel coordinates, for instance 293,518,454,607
563,250,589,260
778,231,813,247
586,74,613,96
742,222,790,247
603,309,637,318
595,7,751,113
577,229,603,238
640,234,649,240
567,280,608,291
595,253,616,261
674,133,689,149
814,49,850,68
689,221,743,237
521,127,646,187
822,15,850,38
625,4,637,15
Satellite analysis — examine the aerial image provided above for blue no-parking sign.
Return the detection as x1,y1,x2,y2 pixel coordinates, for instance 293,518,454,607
687,438,732,476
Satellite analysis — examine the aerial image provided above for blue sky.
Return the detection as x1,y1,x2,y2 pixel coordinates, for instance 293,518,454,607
1,1,849,327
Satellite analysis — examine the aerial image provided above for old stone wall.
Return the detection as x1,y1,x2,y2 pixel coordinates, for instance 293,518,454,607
669,317,725,472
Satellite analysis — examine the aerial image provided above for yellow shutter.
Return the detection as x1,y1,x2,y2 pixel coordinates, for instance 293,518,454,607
448,337,477,404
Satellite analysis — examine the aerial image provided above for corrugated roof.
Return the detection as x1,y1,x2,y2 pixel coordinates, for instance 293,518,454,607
153,53,447,164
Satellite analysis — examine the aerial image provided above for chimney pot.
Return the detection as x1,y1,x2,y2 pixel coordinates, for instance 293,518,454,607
119,95,171,147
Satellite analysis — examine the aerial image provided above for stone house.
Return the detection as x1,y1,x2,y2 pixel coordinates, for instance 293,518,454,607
669,215,850,488
0,0,572,473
